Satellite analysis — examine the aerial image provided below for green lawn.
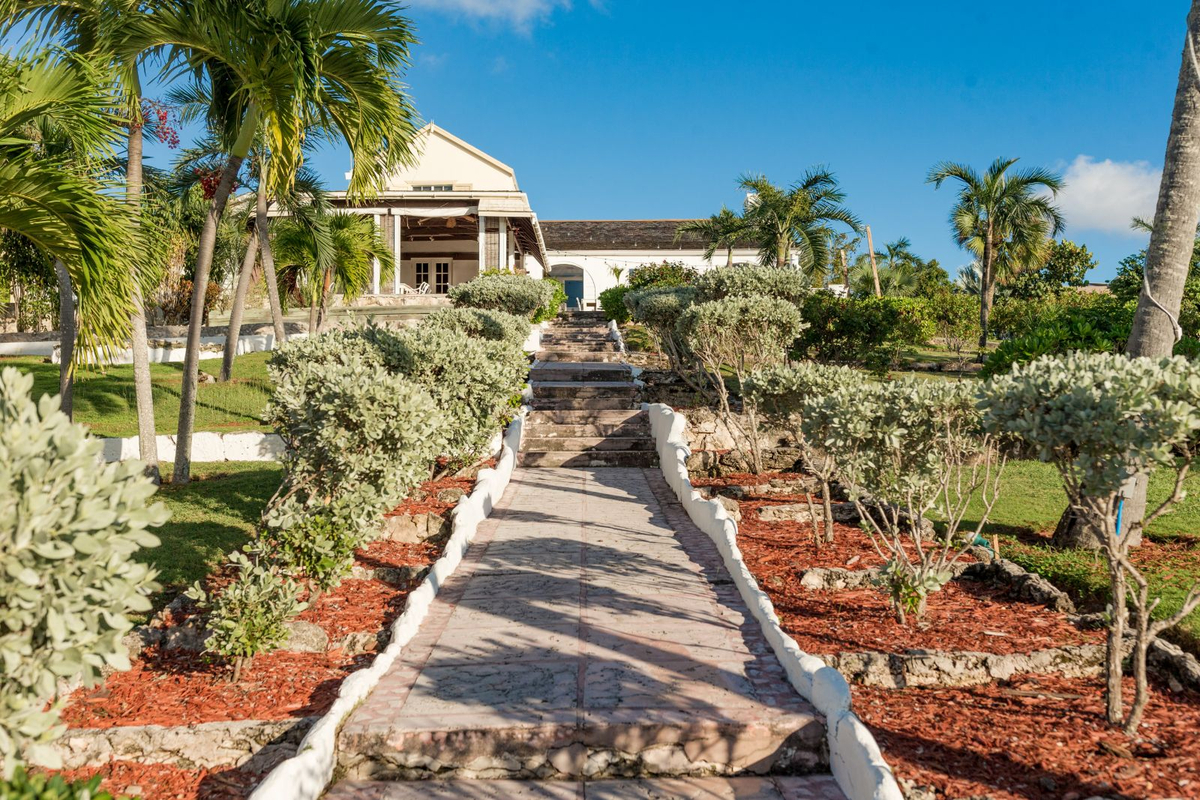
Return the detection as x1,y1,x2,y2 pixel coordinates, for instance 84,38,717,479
966,460,1200,652
140,461,283,611
0,352,274,438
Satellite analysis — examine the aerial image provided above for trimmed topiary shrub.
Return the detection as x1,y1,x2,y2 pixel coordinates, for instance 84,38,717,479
598,285,631,323
0,766,130,799
0,368,166,775
625,285,698,383
422,307,531,350
677,296,804,473
693,264,809,306
448,273,555,320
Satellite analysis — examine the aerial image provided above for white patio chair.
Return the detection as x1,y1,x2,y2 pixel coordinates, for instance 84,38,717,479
416,282,430,295
396,283,418,295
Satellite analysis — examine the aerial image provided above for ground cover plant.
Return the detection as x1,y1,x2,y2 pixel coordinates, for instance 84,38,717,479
0,353,274,438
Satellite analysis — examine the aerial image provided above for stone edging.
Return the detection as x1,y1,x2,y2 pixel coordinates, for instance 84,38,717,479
644,402,903,800
100,431,284,463
246,407,529,800
818,644,1108,689
57,718,316,772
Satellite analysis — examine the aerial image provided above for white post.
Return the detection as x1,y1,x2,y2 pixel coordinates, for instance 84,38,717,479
372,212,382,295
478,217,487,272
498,218,508,273
393,213,402,293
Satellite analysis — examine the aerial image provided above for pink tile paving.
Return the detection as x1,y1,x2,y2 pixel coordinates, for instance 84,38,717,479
331,467,838,795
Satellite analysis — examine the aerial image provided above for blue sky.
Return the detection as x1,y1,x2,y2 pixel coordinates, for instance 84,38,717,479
144,0,1188,281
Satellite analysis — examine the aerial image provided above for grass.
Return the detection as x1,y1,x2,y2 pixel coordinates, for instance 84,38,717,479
140,461,283,610
965,460,1200,652
0,352,275,438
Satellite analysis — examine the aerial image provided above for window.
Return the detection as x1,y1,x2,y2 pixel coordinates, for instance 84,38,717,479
415,261,430,288
410,184,453,192
434,262,450,294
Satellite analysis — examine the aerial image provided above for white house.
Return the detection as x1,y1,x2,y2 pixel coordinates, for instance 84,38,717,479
328,124,756,307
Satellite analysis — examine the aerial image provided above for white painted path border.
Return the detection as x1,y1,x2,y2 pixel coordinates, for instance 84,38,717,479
645,402,903,800
248,408,529,800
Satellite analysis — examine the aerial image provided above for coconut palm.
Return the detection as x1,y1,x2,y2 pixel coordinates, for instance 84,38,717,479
675,207,748,268
738,170,860,274
927,157,1064,349
0,52,134,386
9,0,168,475
274,210,386,333
120,0,421,483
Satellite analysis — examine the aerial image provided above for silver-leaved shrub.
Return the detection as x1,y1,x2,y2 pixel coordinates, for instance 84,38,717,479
421,307,531,350
448,273,555,320
693,264,809,307
0,368,166,776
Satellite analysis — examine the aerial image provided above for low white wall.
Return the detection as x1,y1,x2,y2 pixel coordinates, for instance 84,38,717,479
248,408,529,800
522,322,547,354
100,432,284,463
645,402,902,800
0,332,307,365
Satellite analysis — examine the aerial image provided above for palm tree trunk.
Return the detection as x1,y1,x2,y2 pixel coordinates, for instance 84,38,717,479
1120,1,1200,539
307,293,318,335
219,236,259,381
126,123,160,481
726,246,733,268
776,238,789,269
53,258,74,420
978,234,995,350
174,106,259,485
256,178,287,344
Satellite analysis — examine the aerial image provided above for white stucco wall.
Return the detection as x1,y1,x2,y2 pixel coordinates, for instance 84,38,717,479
543,248,760,307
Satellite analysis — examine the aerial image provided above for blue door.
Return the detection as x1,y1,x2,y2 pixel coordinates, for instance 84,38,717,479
564,279,584,309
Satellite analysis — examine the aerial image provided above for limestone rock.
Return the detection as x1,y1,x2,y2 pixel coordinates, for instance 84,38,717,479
283,620,329,653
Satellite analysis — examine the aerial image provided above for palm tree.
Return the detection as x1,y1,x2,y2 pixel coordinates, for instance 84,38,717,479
10,0,169,478
0,52,135,382
927,158,1064,349
849,237,924,296
739,171,860,274
957,262,983,295
121,0,421,483
675,206,747,268
274,210,386,333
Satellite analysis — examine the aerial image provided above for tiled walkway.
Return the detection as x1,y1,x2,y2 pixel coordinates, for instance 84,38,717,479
330,468,841,797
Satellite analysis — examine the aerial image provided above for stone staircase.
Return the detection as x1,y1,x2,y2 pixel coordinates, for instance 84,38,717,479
519,311,657,469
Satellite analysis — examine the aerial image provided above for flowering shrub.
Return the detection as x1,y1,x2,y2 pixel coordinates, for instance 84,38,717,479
0,369,165,775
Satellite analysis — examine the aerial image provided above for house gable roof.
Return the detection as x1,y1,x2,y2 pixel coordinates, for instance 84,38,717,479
541,219,757,253
382,123,519,193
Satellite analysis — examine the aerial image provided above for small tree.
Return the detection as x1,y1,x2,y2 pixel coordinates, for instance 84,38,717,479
625,285,702,389
821,378,1004,625
676,296,803,473
0,368,165,776
927,288,980,370
745,362,865,543
979,351,1200,734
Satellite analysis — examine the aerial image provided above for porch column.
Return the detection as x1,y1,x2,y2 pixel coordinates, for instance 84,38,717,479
478,219,486,271
372,212,382,295
393,213,402,293
498,219,507,272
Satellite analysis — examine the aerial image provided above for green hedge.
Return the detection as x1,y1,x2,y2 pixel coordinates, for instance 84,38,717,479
599,285,631,323
794,294,934,375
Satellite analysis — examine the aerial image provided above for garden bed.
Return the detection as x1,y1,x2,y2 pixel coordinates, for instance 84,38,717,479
730,468,1200,798
53,473,465,799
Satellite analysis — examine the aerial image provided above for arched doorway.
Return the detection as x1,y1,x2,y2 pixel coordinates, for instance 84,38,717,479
549,264,586,310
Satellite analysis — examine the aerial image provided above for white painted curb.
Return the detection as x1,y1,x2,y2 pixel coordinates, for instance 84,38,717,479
248,408,529,800
522,322,547,354
98,432,284,463
0,332,310,365
644,402,902,800
607,319,626,354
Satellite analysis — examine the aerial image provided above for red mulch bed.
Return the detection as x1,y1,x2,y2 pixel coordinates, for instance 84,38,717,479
389,475,475,516
690,471,794,488
858,674,1200,800
297,578,408,639
355,538,442,570
61,649,369,728
55,760,259,800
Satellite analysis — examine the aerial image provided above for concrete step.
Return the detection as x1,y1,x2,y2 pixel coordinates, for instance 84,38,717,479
523,436,653,452
325,776,846,798
517,450,659,467
526,409,646,425
530,397,640,411
530,364,633,382
539,350,625,363
524,421,650,437
531,382,638,399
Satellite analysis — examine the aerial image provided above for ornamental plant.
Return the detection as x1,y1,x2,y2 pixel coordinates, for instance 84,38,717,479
448,273,555,320
820,377,1004,625
186,550,306,682
627,261,698,289
422,307,531,350
676,296,804,473
625,285,700,388
0,766,131,800
0,368,166,777
745,362,865,543
693,264,809,307
795,293,934,375
534,278,567,322
979,352,1200,734
598,285,631,323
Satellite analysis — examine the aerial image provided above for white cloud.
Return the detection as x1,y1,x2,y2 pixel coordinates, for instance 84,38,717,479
1057,155,1161,236
407,0,582,29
